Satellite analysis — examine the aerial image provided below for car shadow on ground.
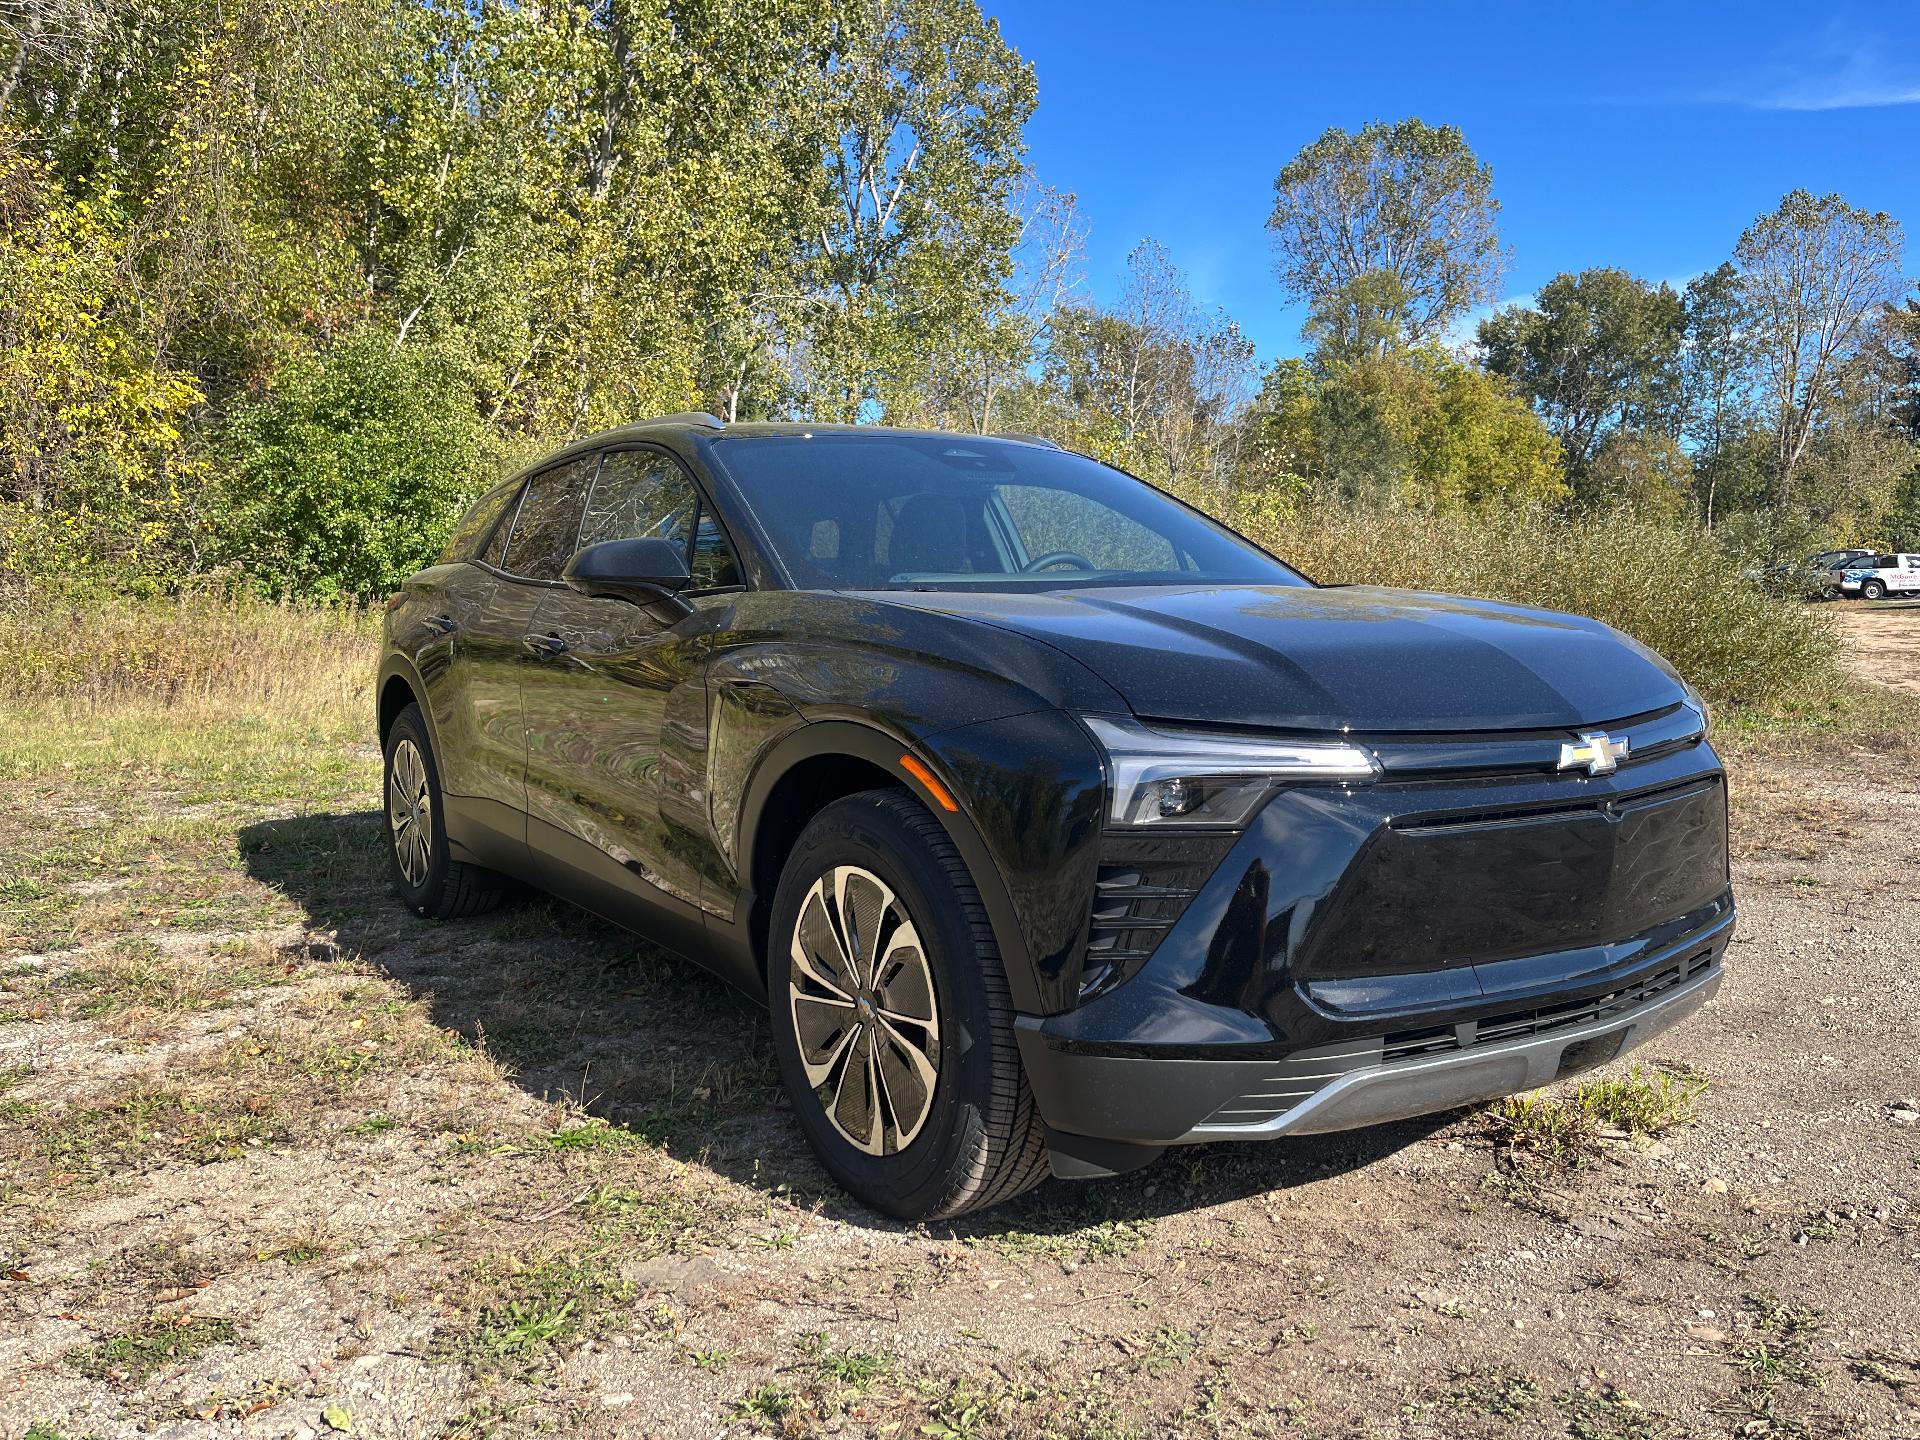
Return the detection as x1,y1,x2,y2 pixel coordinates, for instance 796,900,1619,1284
238,809,1458,1237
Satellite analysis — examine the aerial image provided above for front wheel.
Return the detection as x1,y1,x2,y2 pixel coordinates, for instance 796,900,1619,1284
768,790,1049,1219
383,703,505,919
1863,579,1888,600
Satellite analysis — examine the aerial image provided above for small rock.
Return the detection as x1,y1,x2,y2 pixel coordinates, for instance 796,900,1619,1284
1701,1177,1729,1194
600,1393,635,1409
1887,1102,1919,1129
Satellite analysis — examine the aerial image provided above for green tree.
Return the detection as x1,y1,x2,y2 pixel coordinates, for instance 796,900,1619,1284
215,330,488,599
1681,263,1756,528
1478,268,1686,486
1267,119,1506,348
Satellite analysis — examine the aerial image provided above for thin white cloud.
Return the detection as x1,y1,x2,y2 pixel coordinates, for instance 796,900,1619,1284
1717,23,1920,111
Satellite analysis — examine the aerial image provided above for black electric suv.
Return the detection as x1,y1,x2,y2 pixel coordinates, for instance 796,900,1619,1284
377,415,1733,1218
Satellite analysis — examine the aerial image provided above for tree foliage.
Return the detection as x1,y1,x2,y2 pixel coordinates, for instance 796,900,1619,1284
1267,119,1506,348
1478,268,1686,487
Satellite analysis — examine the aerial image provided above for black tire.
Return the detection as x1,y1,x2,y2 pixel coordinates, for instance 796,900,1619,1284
383,703,505,919
768,789,1049,1220
1863,579,1888,600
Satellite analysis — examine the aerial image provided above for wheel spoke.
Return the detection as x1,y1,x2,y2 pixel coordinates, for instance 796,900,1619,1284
872,1015,938,1149
830,1026,880,1153
793,886,858,999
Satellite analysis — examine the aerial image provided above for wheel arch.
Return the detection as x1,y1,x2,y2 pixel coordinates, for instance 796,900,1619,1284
735,719,1043,1014
376,656,440,752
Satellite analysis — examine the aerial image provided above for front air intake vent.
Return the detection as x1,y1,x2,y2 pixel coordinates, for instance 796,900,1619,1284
1078,833,1236,1000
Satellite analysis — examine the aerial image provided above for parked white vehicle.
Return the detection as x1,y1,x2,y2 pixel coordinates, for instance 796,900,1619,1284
1839,553,1920,600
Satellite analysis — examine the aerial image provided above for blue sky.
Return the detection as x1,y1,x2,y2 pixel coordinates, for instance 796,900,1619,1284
993,2,1920,367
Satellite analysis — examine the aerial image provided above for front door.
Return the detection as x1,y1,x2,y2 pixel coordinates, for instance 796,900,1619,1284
520,447,743,954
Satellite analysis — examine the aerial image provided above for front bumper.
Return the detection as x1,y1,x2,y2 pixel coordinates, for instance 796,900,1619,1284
1016,716,1734,1169
1018,926,1726,1150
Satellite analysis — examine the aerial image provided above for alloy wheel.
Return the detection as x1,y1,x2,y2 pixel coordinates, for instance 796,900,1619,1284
388,737,432,887
787,865,941,1156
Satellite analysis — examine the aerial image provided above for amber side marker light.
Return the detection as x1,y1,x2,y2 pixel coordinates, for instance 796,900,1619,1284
898,754,959,813
384,592,405,611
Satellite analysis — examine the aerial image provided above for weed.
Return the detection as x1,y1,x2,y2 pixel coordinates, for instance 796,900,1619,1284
1445,1367,1542,1419
66,1312,238,1382
1555,1384,1657,1440
727,1383,795,1428
1492,1064,1708,1167
543,1119,639,1151
1140,1325,1202,1375
1579,1065,1708,1133
460,1249,636,1367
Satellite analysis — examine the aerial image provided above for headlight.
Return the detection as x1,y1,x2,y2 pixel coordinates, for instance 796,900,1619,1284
1082,715,1380,828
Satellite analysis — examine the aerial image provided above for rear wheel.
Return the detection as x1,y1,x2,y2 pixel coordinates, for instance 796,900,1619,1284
383,703,505,919
768,790,1049,1219
1863,579,1888,600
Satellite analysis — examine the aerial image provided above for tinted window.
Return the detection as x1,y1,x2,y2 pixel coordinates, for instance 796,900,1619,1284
440,482,521,565
691,511,740,588
712,435,1305,592
580,450,696,552
500,457,597,581
581,449,742,591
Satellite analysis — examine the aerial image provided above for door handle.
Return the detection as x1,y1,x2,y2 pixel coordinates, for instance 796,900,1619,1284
426,614,457,635
523,630,570,656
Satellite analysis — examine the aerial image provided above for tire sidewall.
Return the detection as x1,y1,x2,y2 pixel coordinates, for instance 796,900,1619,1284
1864,580,1887,600
768,793,999,1219
383,705,452,917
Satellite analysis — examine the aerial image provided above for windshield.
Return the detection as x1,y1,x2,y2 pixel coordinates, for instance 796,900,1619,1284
709,434,1308,592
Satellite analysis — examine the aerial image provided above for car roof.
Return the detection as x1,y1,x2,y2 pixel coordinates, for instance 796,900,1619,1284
501,417,1062,485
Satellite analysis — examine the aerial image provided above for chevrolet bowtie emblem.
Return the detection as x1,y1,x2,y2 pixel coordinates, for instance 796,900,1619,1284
1558,730,1629,776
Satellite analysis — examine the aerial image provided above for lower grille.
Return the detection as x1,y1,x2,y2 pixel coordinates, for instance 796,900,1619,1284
1381,947,1719,1063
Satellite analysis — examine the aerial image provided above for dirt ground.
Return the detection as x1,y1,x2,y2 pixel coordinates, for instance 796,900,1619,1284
1830,600,1920,696
2,626,1919,1438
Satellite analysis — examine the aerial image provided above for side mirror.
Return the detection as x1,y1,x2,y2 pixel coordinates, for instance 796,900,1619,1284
563,538,693,618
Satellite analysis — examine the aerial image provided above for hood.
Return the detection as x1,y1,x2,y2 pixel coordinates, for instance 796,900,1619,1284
875,584,1685,733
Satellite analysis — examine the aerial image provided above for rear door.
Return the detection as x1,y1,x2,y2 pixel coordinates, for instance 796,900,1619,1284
444,455,597,856
520,446,743,953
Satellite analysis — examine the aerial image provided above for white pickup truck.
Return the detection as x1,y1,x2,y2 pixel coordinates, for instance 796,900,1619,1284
1839,553,1920,600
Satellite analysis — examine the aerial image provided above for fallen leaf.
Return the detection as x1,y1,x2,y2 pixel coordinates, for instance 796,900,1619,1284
322,1403,354,1433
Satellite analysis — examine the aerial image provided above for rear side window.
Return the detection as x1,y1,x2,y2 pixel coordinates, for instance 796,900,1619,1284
441,484,519,564
500,456,598,581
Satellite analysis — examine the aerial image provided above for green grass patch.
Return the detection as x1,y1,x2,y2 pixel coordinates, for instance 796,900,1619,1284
1491,1064,1707,1167
66,1312,238,1382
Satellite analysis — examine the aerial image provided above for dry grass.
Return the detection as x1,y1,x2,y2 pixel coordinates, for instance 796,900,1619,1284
0,590,378,730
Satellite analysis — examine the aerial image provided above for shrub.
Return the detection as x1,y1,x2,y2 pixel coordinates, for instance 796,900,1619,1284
214,330,490,600
1214,501,1843,718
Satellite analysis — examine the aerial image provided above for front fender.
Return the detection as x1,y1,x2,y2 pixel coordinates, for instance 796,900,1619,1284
731,711,1103,1016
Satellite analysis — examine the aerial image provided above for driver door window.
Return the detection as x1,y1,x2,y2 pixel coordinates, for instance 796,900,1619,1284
581,449,741,591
